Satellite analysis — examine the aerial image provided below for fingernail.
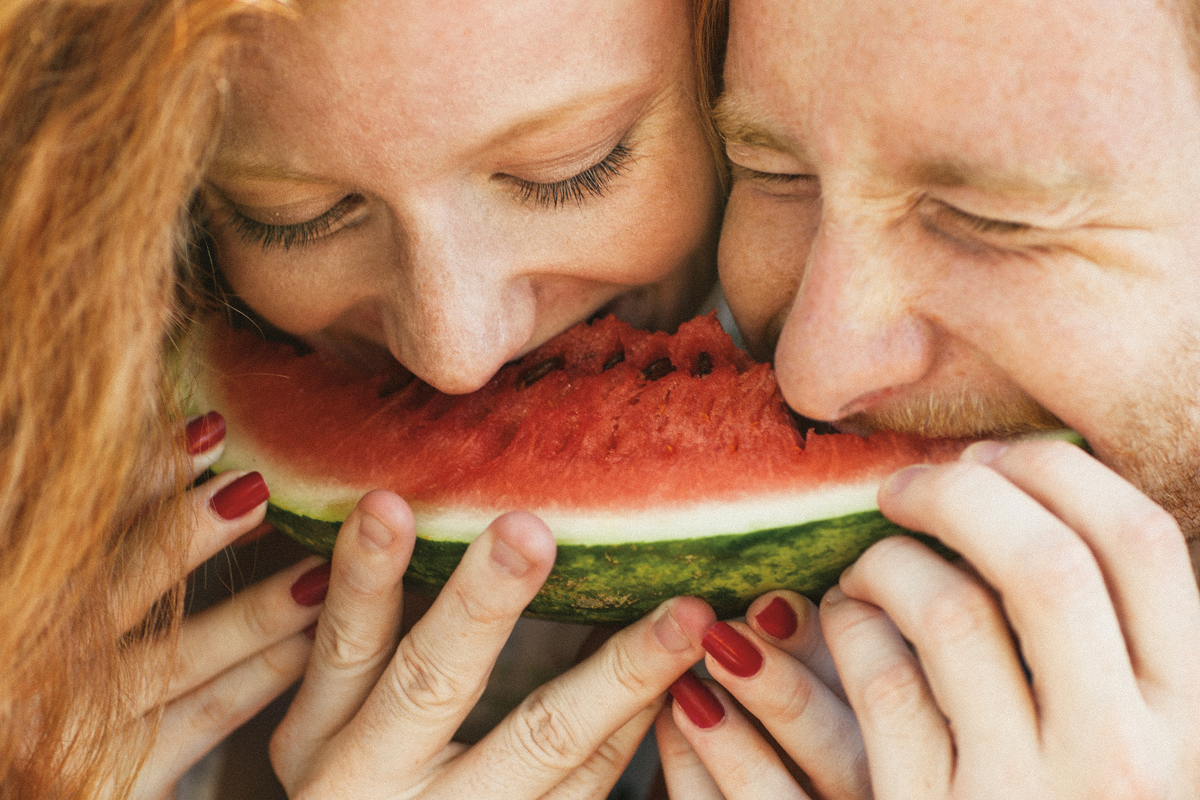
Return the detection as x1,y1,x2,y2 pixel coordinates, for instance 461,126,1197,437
963,440,1009,464
755,596,798,640
303,622,318,640
702,621,763,678
358,512,394,551
653,604,691,652
232,521,273,548
669,671,725,729
290,562,331,607
823,586,846,606
881,464,929,497
490,536,532,578
186,411,226,455
209,472,269,520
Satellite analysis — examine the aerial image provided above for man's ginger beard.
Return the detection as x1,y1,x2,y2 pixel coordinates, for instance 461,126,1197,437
840,380,1200,541
840,385,1064,440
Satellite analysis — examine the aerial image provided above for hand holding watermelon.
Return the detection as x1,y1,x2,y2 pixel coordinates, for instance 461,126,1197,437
656,440,1200,800
117,414,321,799
268,487,725,798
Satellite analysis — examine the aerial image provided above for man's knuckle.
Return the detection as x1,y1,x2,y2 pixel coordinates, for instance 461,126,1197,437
509,694,585,771
602,640,652,696
920,579,999,649
859,658,927,721
319,615,393,675
1018,534,1098,601
388,636,474,718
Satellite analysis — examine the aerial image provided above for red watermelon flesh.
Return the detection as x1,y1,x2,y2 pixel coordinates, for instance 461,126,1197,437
184,312,993,621
196,313,966,514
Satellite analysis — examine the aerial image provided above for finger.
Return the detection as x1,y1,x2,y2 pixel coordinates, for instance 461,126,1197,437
668,673,809,800
965,439,1200,690
271,490,414,784
184,410,227,478
820,586,953,795
132,554,326,713
129,632,311,800
542,699,663,800
446,595,716,798
120,469,271,631
839,536,1037,768
877,459,1142,730
294,510,558,794
655,701,727,800
701,620,869,800
746,591,842,698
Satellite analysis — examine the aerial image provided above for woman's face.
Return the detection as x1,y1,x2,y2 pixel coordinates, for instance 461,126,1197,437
204,0,719,393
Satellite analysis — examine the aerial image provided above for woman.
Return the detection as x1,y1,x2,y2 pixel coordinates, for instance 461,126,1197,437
199,0,734,796
4,0,733,797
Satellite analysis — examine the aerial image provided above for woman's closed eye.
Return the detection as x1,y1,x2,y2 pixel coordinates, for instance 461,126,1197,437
509,141,633,209
229,193,367,252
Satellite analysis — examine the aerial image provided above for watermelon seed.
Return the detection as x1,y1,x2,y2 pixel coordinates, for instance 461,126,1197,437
641,357,676,382
694,351,714,377
519,356,566,388
377,370,416,398
603,350,626,371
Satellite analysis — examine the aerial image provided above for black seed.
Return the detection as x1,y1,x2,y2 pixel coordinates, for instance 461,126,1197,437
603,350,626,371
377,371,415,398
519,355,565,388
694,351,714,377
641,357,676,381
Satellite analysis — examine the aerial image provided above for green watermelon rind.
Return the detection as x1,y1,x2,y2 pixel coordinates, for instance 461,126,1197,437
265,504,943,623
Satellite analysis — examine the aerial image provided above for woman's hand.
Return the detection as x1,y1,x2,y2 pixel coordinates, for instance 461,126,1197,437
269,490,717,799
654,591,869,800
122,412,326,799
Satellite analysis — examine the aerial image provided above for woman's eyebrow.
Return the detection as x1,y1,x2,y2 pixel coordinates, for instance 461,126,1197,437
207,159,329,184
489,79,653,146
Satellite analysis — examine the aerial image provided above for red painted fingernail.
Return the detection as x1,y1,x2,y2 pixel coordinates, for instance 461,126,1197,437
669,671,725,729
703,621,763,678
755,596,798,640
209,472,269,520
290,562,331,607
303,622,318,640
186,411,226,455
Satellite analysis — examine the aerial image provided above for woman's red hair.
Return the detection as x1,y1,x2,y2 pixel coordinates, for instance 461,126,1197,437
0,1,280,795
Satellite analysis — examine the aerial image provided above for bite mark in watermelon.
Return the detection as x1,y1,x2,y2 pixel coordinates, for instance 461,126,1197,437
184,313,978,622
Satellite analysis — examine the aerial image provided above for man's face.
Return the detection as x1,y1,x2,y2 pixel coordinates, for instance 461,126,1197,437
718,0,1200,534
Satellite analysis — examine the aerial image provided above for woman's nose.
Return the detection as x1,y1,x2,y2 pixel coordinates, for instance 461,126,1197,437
773,213,936,423
381,209,537,395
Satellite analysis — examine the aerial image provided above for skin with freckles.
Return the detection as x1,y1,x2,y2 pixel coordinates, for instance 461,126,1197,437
194,2,729,797
717,0,1200,533
203,0,719,394
652,1,1200,798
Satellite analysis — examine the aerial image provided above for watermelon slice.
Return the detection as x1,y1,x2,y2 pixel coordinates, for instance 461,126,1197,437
183,313,977,623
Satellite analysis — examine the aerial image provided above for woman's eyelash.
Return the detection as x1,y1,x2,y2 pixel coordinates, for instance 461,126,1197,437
514,142,633,209
230,194,364,252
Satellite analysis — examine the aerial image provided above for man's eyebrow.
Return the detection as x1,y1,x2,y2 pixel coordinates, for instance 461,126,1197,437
711,93,795,152
911,159,1102,197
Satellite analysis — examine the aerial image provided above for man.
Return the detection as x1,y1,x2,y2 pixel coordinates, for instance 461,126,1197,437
654,0,1200,797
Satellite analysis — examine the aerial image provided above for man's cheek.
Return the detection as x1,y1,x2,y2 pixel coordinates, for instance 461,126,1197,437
718,190,811,359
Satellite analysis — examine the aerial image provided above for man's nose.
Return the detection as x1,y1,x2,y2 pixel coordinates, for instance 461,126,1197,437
384,208,537,395
773,211,936,422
